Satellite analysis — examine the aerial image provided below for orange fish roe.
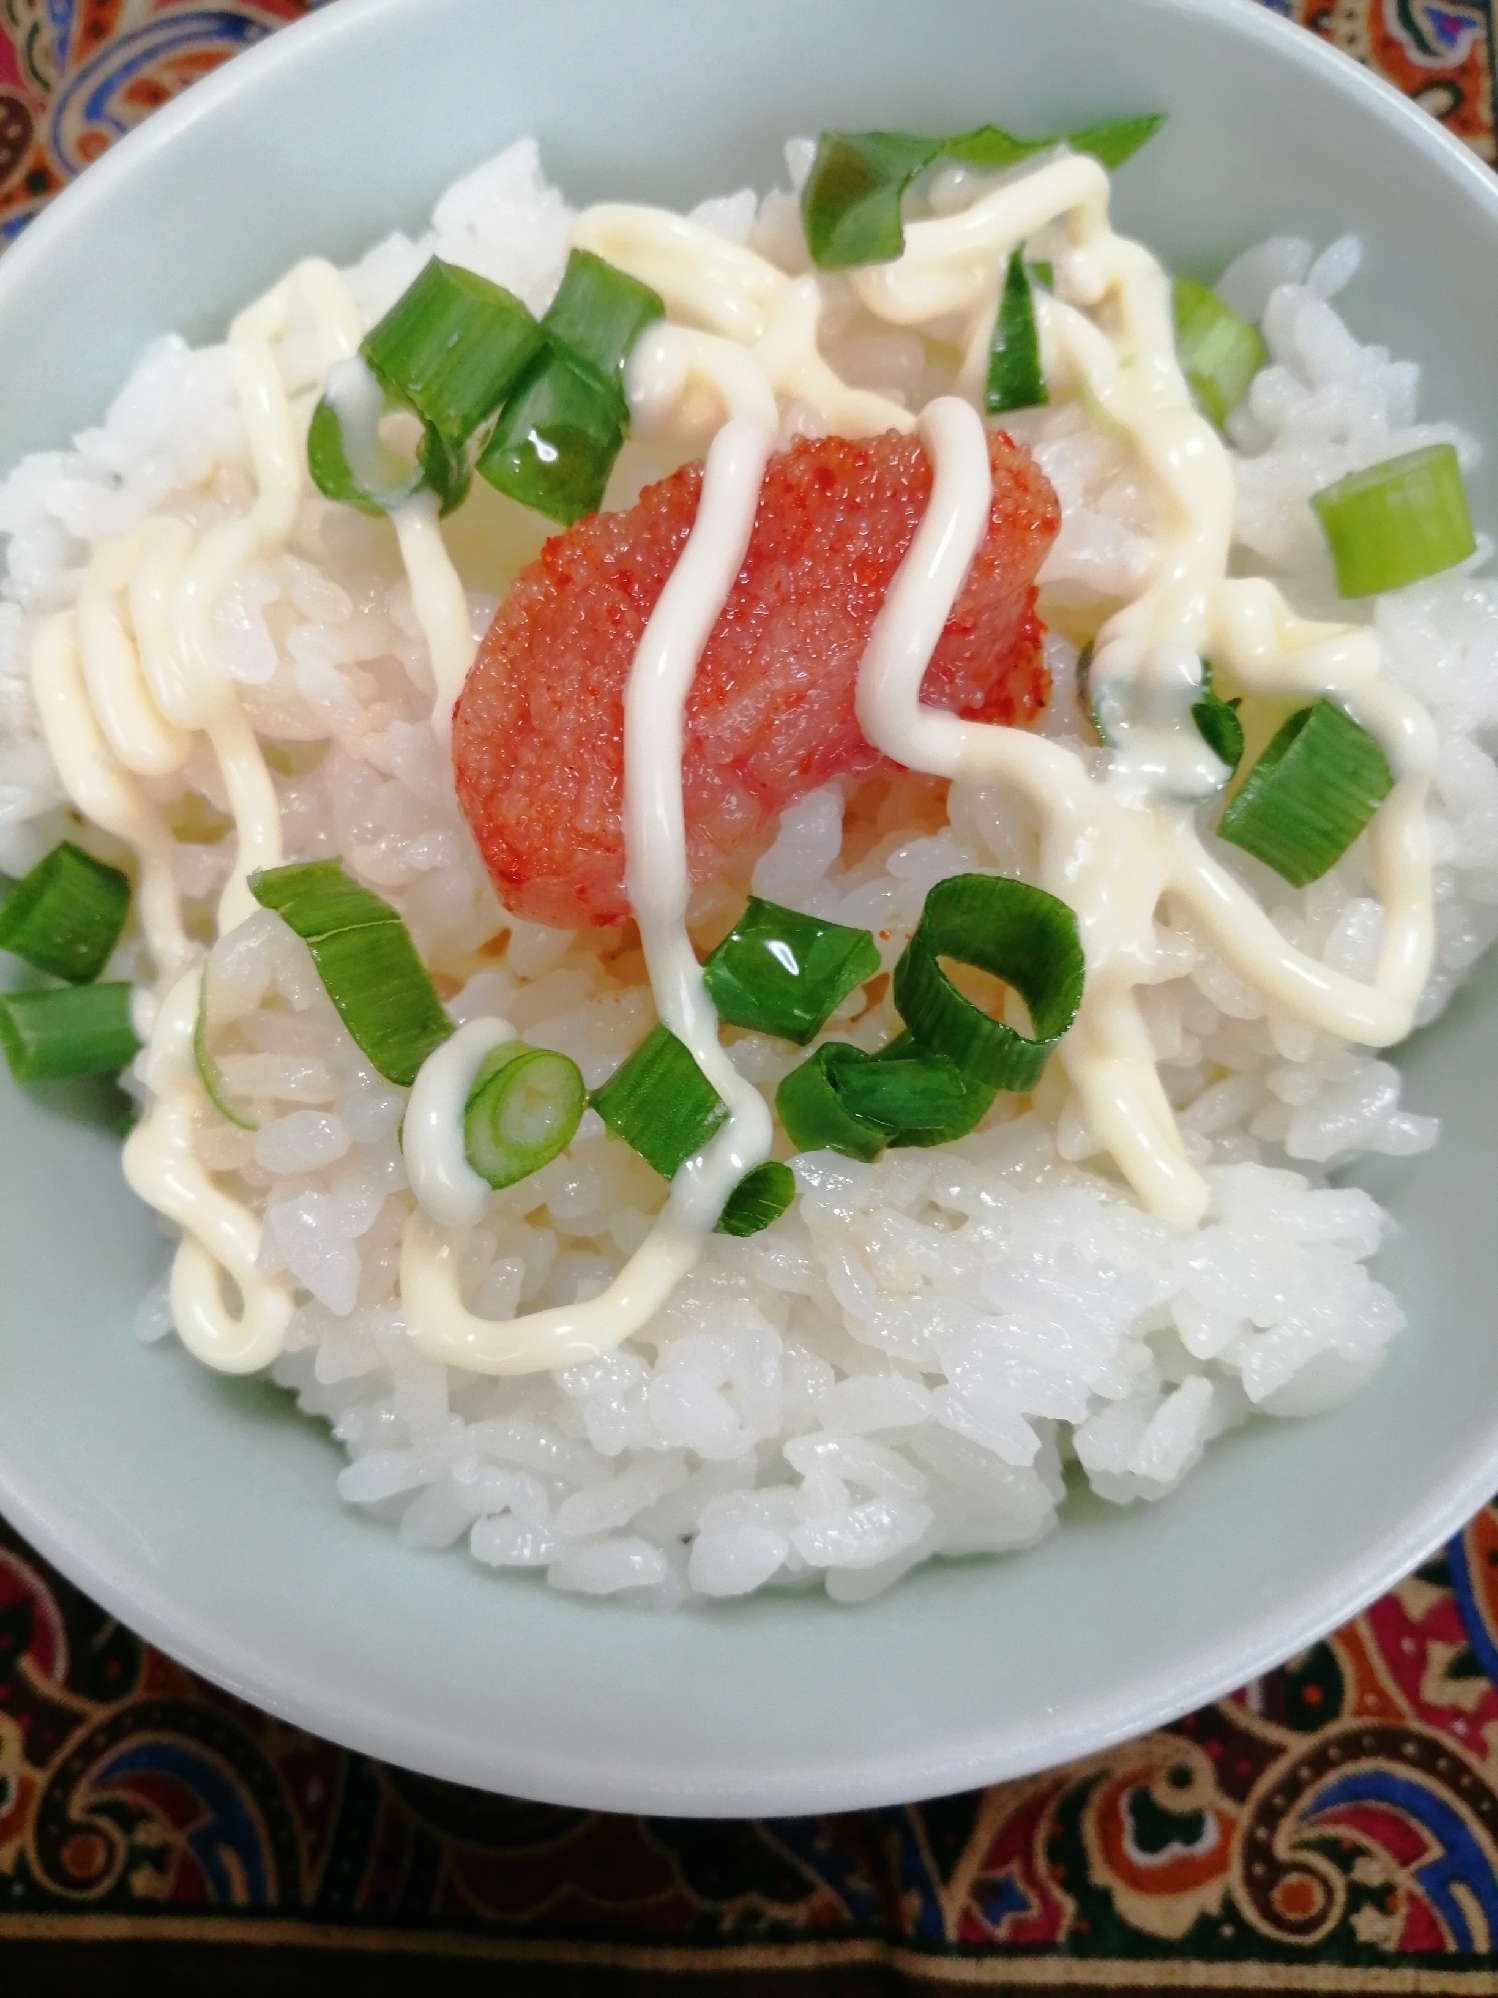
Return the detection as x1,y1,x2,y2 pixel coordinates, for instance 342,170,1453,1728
453,427,1060,929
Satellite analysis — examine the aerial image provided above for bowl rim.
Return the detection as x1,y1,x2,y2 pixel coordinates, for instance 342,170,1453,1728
4,0,1498,1816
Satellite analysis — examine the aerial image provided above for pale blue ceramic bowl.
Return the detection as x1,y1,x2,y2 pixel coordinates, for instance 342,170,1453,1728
1,0,1496,1814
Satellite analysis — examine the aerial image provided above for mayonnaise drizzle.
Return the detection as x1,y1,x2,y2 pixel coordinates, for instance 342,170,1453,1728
36,259,347,956
403,1016,516,1229
29,611,194,981
399,415,777,1373
121,968,293,1373
572,205,913,437
38,146,1441,1378
40,255,477,1366
834,150,1434,1225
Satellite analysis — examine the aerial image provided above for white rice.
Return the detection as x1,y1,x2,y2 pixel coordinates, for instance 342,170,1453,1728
4,140,1496,1609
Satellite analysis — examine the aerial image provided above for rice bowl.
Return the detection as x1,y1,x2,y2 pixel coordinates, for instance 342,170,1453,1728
0,0,1495,1812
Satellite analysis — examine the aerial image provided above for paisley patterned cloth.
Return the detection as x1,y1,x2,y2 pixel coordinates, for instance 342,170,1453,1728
2,1,1498,1990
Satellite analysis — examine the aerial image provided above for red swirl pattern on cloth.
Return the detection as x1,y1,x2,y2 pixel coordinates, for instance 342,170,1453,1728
9,1508,1498,1982
2,2,1498,1988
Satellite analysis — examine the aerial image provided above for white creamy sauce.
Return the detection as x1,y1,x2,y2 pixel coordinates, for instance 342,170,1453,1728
391,490,477,743
573,206,912,438
38,256,475,1361
322,350,477,740
121,968,292,1373
399,413,777,1373
38,150,1439,1373
402,1016,516,1229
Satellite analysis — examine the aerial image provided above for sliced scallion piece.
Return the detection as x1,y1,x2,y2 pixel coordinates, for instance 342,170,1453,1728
870,1029,997,1147
476,251,663,526
1192,663,1244,776
541,249,665,416
800,129,944,271
715,1160,796,1237
363,257,544,453
307,380,468,519
308,259,541,520
893,874,1084,1091
249,860,452,1086
775,1032,996,1159
1311,444,1475,598
0,982,139,1082
946,113,1163,174
0,840,130,984
702,897,880,1046
775,1042,886,1162
1216,699,1392,887
1172,276,1265,429
987,249,1047,415
590,1022,728,1180
194,967,257,1131
1078,644,1243,775
1054,114,1167,171
1075,640,1110,745
478,344,625,526
464,1040,585,1190
834,1048,971,1134
800,114,1164,271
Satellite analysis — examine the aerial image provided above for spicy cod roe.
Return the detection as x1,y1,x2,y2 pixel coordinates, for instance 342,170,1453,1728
452,427,1060,929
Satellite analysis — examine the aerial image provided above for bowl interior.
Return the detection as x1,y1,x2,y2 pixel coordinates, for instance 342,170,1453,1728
2,0,1497,1814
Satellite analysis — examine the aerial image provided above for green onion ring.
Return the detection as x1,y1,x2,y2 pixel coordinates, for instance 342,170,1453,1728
193,967,257,1132
249,860,452,1087
0,981,140,1083
0,840,131,985
715,1160,796,1237
892,873,1084,1092
464,1041,585,1191
590,1022,729,1181
1216,699,1393,887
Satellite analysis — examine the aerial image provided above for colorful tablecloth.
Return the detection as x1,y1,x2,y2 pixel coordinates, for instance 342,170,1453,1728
2,3,1498,1991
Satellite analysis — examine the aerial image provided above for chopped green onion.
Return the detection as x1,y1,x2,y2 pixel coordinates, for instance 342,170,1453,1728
1055,114,1167,171
0,840,130,984
1311,444,1476,598
1172,276,1266,428
715,1160,796,1237
476,251,663,526
478,344,624,526
541,249,664,416
987,249,1048,416
194,967,257,1131
800,129,944,271
0,982,139,1082
702,897,880,1046
1075,641,1109,745
463,1040,585,1190
833,1048,971,1133
590,1022,728,1180
775,1042,886,1161
308,259,543,520
892,874,1084,1092
1029,260,1054,291
307,387,468,518
801,114,1164,271
776,1032,996,1159
1079,644,1243,775
870,1029,997,1147
1192,663,1244,776
946,114,1163,173
363,257,544,453
937,126,1050,173
1216,699,1392,887
249,860,452,1086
